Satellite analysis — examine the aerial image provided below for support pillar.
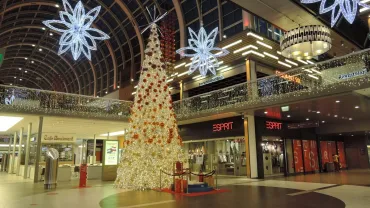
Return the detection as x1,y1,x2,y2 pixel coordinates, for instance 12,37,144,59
246,59,258,99
16,127,24,176
179,81,184,100
24,123,32,179
243,114,258,178
34,117,43,183
93,134,97,164
11,132,17,174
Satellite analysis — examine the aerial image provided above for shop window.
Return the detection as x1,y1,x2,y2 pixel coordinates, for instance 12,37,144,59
261,138,285,176
302,140,319,172
293,140,304,173
337,142,347,168
320,141,337,171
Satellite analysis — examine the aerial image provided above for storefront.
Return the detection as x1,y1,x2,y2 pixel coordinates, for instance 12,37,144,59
255,117,320,178
179,116,247,176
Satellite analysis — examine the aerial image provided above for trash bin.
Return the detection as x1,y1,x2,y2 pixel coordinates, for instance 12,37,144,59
44,148,59,189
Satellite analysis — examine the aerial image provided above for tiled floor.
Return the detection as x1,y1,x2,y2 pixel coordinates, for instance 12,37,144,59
0,170,369,208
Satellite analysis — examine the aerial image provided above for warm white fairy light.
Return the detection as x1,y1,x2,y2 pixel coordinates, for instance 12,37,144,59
43,0,110,60
115,25,184,190
301,0,370,27
176,27,229,77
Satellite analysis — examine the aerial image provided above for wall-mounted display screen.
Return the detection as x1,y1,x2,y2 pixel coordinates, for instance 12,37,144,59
104,141,118,165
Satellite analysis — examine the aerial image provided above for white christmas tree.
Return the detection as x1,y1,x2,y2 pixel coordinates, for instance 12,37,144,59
114,24,184,190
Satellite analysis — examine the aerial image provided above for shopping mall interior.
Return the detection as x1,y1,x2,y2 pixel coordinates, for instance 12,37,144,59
1,0,370,207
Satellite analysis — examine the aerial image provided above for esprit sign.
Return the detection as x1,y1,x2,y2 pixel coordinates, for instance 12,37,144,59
266,121,282,130
213,122,234,132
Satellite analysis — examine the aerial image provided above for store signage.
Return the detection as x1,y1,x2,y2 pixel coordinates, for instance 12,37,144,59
104,140,118,165
213,122,233,132
287,121,319,129
0,48,5,67
199,75,224,86
43,135,74,142
265,121,282,130
276,70,301,84
338,69,367,80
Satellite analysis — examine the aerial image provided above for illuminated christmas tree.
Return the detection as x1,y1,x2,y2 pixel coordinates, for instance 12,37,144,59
114,24,184,190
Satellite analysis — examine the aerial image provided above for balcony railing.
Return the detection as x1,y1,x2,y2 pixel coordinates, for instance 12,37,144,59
0,85,132,120
172,49,370,119
1,49,370,121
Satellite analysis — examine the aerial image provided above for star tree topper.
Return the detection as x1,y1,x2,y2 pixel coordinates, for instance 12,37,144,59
301,0,370,27
176,27,229,77
140,6,168,34
43,0,110,60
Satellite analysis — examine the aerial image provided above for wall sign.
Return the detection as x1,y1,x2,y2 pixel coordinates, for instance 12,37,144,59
43,135,74,142
287,121,319,129
265,121,282,130
276,70,301,84
213,122,234,132
199,75,224,86
338,69,367,80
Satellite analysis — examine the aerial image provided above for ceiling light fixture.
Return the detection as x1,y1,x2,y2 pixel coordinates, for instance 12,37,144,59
100,130,126,137
334,115,338,117
222,40,242,49
247,32,263,40
242,50,265,57
233,45,258,54
308,74,319,80
285,59,298,66
264,111,268,114
287,115,291,118
307,60,315,65
177,71,188,77
355,106,360,109
336,100,340,103
322,121,325,123
306,118,310,121
19,68,21,70
0,116,24,131
174,62,186,69
223,34,227,38
263,52,279,60
280,25,331,60
25,71,27,73
220,67,233,73
256,41,273,49
278,61,292,68
32,44,35,47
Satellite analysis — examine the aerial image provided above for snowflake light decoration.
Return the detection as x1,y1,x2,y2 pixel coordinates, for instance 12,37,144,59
301,0,370,27
176,27,229,77
43,0,110,60
140,6,167,34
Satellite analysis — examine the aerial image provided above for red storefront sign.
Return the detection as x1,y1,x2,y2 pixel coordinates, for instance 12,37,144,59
213,122,233,132
266,121,282,130
293,140,304,173
79,164,87,188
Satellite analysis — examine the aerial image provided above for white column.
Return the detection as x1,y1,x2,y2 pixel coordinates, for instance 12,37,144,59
16,127,24,176
34,116,43,183
24,123,32,179
11,132,17,174
93,135,97,164
246,115,258,178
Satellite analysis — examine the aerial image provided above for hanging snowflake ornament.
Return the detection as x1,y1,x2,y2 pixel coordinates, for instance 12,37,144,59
301,0,370,27
176,27,229,77
43,0,110,60
140,6,167,34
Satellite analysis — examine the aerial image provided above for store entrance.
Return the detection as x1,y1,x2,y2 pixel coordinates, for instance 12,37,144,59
261,136,285,177
183,137,247,176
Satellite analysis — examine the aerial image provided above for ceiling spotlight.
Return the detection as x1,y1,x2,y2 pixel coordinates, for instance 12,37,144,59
336,100,340,103
117,86,120,88
264,111,268,114
42,27,45,30
96,96,99,98
49,33,53,36
355,106,359,109
31,61,34,63
334,115,338,117
287,115,291,118
317,111,320,114
19,68,21,70
10,83,12,86
131,79,134,82
14,77,16,79
32,44,35,47
322,121,325,123
349,118,353,120
351,135,354,137
306,118,309,121
223,34,227,38
25,71,28,73
25,58,28,60
55,4,59,8
39,48,42,51
19,79,22,81
339,134,342,136
105,91,108,94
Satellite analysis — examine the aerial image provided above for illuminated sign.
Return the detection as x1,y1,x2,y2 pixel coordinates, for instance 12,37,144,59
266,121,282,130
213,122,234,132
276,70,301,84
104,140,119,166
338,69,367,80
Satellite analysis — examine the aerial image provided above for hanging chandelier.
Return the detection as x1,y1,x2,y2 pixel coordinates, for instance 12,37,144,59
280,25,332,60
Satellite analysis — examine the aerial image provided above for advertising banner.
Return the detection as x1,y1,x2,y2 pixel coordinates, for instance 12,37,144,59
104,140,118,165
320,141,329,165
303,140,319,172
310,140,319,171
337,142,347,168
293,140,304,173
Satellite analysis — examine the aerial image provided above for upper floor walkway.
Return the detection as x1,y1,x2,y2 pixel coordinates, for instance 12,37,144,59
1,49,370,122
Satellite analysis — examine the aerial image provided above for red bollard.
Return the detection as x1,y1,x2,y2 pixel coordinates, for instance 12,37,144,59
79,164,87,188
